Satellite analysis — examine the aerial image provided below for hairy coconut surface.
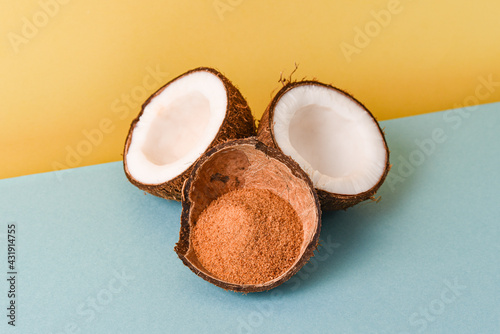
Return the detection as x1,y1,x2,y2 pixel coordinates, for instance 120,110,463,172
175,138,321,292
258,81,390,210
124,67,255,200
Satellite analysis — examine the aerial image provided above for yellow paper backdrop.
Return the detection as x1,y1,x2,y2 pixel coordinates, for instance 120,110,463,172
2,0,500,179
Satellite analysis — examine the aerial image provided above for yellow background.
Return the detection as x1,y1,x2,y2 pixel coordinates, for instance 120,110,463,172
2,0,500,179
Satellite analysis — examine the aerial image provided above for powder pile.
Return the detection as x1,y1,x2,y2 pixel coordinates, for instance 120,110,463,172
191,188,303,285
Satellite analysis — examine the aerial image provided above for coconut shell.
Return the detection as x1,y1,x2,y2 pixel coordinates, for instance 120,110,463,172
257,80,390,211
123,67,256,201
175,137,321,292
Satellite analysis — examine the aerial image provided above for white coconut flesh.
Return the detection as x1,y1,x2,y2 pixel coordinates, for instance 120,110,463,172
126,71,227,185
272,84,387,195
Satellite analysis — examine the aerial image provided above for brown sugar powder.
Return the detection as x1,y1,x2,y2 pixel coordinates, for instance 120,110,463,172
191,188,304,285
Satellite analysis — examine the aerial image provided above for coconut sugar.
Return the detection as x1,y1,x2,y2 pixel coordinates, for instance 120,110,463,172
191,188,303,285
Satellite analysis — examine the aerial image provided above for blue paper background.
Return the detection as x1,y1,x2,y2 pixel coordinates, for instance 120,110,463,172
1,103,499,333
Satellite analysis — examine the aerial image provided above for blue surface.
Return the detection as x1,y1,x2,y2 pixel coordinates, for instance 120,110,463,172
1,103,499,334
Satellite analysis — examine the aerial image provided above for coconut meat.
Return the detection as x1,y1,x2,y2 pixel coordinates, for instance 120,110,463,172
273,84,387,195
126,71,227,184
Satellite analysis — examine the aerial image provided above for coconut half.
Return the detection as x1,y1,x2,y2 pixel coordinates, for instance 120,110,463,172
258,81,390,210
175,138,321,292
124,67,255,200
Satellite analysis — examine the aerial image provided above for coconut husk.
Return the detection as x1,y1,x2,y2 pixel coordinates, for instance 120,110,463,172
175,137,321,292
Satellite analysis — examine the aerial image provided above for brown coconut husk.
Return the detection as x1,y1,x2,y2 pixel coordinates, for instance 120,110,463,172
257,80,390,211
123,67,256,201
175,137,321,292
